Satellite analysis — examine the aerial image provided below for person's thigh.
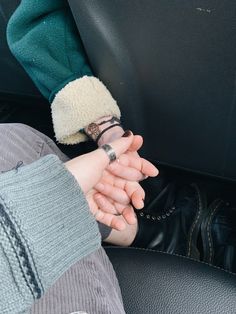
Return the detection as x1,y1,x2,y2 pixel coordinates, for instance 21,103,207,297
31,247,125,314
0,123,111,239
0,123,123,313
0,123,69,172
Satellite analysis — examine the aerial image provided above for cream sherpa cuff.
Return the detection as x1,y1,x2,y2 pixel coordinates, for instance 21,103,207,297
51,76,121,144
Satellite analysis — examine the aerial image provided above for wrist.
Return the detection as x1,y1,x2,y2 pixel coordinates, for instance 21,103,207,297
97,125,124,146
84,116,124,145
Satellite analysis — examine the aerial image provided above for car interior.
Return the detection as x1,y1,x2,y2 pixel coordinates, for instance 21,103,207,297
1,0,236,313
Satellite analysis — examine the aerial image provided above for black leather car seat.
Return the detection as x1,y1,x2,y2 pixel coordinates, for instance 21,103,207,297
1,1,236,313
68,1,236,312
69,0,236,181
0,0,41,98
0,0,52,136
106,247,236,314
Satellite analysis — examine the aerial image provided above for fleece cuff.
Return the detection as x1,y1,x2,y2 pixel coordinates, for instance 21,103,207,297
51,76,121,144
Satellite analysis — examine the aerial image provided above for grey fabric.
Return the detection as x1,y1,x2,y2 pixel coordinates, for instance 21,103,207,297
32,248,124,314
0,154,101,314
0,123,69,170
0,123,124,314
0,123,111,240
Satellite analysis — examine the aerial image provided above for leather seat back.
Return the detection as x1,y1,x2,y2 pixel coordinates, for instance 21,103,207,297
0,0,41,98
69,0,236,180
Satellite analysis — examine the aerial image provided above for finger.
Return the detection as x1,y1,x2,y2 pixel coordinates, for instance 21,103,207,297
125,182,145,209
97,131,134,167
93,193,118,214
87,194,100,215
120,153,159,177
94,210,127,231
108,153,144,181
113,176,126,190
100,169,115,185
108,161,145,181
95,182,130,205
65,132,135,194
114,203,137,225
122,205,137,225
131,189,145,209
128,135,143,152
108,152,158,181
140,158,159,177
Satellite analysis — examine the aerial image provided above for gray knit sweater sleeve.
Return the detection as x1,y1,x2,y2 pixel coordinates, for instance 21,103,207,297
0,154,101,314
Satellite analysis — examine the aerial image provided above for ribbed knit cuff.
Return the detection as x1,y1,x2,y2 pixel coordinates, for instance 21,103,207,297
0,155,101,309
51,76,121,144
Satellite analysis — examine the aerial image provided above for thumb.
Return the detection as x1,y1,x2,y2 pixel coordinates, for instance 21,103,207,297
96,131,134,168
65,131,134,194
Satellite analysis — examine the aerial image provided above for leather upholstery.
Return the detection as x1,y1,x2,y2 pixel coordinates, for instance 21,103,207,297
0,0,41,97
1,2,236,313
106,247,236,314
69,0,236,181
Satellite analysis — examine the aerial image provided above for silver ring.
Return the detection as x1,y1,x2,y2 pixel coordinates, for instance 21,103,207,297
101,144,117,163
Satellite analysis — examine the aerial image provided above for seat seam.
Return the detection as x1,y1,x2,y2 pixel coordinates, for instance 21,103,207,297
107,247,236,276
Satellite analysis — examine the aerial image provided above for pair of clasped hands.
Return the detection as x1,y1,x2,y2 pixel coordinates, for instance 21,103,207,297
65,131,158,231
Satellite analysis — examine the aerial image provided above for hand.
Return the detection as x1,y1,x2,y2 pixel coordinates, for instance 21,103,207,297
86,116,158,182
95,169,145,209
107,135,158,181
65,134,134,193
91,135,158,230
65,134,141,229
86,188,136,230
96,119,158,181
97,131,158,212
84,118,158,230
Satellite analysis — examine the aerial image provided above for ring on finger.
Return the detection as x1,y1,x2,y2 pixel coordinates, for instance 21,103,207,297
100,144,117,164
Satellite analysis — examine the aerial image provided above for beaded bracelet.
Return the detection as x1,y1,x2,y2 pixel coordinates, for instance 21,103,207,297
85,117,123,143
95,123,122,144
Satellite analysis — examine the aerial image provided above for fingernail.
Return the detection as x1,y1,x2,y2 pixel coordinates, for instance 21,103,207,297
122,130,132,137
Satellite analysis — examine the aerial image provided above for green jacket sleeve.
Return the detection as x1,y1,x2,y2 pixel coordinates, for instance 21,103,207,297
0,154,101,314
7,0,92,100
7,0,121,145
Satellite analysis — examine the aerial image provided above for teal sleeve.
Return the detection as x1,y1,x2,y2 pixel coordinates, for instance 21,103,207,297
7,0,93,101
0,155,100,314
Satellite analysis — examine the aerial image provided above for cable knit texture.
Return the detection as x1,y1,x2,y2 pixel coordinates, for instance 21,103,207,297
0,155,101,314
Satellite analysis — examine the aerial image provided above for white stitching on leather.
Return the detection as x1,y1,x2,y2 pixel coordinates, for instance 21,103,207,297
108,246,236,276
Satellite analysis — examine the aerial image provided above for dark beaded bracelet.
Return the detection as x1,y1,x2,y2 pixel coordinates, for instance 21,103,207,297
95,123,122,144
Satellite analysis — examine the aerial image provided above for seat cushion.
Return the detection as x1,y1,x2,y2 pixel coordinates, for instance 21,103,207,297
106,247,236,314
